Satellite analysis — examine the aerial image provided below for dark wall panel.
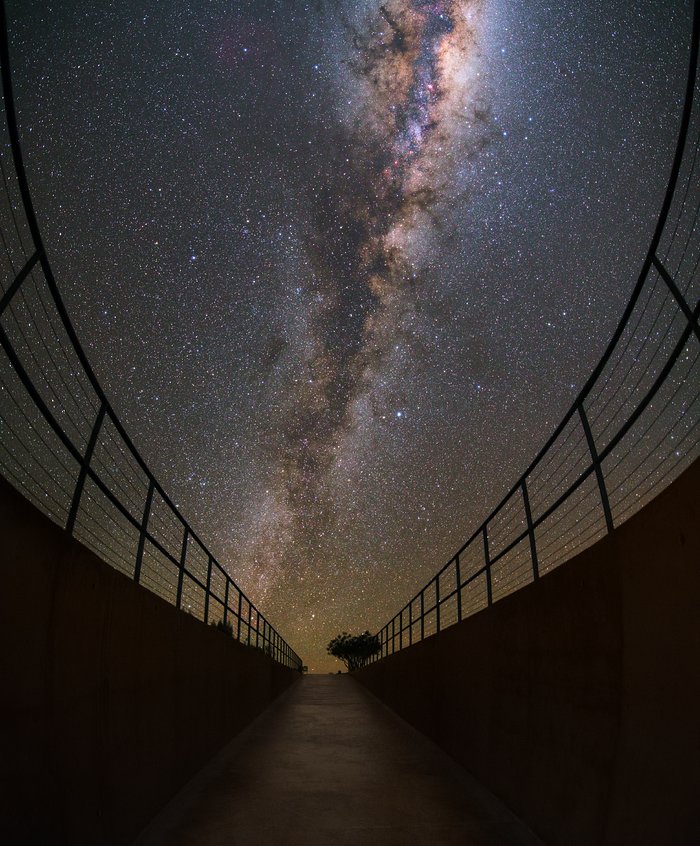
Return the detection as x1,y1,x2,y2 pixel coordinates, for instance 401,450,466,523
0,477,299,846
356,459,700,846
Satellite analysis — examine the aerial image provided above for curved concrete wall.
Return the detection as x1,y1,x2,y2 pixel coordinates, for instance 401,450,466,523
0,477,299,846
356,459,700,846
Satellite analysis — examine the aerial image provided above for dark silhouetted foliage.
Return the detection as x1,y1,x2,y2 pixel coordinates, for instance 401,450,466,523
211,619,233,636
327,630,381,672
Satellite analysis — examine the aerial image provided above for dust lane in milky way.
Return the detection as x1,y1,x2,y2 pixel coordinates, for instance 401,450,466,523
239,1,489,603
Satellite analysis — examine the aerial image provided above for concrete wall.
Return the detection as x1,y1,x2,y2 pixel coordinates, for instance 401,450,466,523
0,477,299,846
356,459,700,846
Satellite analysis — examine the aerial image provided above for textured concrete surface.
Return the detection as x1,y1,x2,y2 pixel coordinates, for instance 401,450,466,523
133,675,542,846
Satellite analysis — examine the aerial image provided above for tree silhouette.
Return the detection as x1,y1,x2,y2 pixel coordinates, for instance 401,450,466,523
327,631,381,672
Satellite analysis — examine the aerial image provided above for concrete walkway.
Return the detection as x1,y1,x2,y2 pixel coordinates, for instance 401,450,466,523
133,676,542,846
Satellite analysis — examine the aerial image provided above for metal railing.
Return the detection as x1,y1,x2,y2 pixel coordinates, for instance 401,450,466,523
366,5,700,665
0,5,302,672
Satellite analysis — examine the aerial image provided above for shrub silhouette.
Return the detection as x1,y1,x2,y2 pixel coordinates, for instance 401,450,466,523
211,619,233,636
327,631,381,672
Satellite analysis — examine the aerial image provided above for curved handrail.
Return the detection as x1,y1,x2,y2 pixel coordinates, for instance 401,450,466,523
367,1,700,663
0,3,302,671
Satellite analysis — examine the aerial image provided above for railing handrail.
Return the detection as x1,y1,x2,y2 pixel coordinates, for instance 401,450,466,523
0,2,302,671
368,1,700,660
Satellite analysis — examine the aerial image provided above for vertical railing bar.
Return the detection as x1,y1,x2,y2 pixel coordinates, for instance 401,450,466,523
521,479,539,580
0,248,41,317
203,555,213,624
420,591,425,641
237,590,243,642
435,576,441,633
651,253,700,342
65,401,106,535
399,609,403,651
483,525,493,606
455,554,462,622
133,478,155,585
408,601,413,646
579,403,614,533
223,577,230,626
175,526,188,609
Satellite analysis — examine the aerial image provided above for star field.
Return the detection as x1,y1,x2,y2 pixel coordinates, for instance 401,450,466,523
7,0,692,670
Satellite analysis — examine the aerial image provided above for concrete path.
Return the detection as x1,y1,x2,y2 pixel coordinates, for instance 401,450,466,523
133,675,542,846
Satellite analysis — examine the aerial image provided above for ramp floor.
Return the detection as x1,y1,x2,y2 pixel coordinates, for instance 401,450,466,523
133,675,542,846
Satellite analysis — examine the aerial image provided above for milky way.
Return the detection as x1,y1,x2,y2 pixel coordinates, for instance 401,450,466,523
240,1,489,599
8,0,691,669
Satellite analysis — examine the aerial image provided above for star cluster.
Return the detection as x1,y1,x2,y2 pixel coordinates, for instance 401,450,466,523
7,0,692,670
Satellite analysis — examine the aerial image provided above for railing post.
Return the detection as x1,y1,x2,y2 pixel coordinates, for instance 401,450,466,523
255,610,260,649
248,602,253,645
399,609,403,650
652,254,700,343
0,249,41,317
408,601,413,646
455,554,462,622
237,591,243,642
521,479,539,580
203,555,213,624
483,525,492,606
134,479,155,584
579,402,614,533
223,576,230,626
65,402,106,535
391,617,395,654
420,591,425,640
176,526,188,609
435,577,441,633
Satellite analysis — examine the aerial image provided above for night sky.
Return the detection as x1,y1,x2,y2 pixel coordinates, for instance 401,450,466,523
8,0,692,671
